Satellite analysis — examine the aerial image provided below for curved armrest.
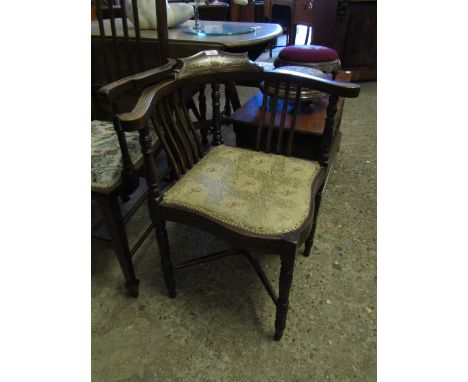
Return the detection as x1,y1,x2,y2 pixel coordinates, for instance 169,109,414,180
117,81,172,132
98,58,177,103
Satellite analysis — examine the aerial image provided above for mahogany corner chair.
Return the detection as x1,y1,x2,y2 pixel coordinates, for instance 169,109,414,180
112,50,360,340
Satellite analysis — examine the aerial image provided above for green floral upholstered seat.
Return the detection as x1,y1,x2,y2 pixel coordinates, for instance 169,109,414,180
91,120,157,193
163,145,322,235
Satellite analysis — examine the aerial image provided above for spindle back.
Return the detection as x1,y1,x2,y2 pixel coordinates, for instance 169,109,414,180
93,0,149,85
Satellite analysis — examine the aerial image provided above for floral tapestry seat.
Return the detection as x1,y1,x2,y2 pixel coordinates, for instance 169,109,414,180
91,120,158,193
163,145,323,235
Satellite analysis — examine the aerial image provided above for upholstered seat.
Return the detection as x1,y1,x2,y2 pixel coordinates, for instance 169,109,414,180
274,45,341,74
91,120,157,193
279,45,338,62
163,145,323,235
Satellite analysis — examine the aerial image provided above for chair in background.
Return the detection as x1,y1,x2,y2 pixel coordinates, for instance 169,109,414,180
112,50,360,339
92,0,178,297
91,0,215,296
92,0,204,118
92,60,176,297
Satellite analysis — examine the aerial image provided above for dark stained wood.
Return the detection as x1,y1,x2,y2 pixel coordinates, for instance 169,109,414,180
95,0,112,82
176,90,203,159
265,82,280,153
255,88,269,151
276,82,290,154
131,0,144,71
286,86,302,156
274,250,295,341
211,81,223,146
303,186,323,256
155,0,169,65
319,94,338,167
198,85,208,144
107,1,123,78
111,103,138,198
119,0,134,74
95,194,140,297
99,58,177,103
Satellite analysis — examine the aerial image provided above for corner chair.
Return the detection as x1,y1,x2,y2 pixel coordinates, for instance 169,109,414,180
112,50,360,339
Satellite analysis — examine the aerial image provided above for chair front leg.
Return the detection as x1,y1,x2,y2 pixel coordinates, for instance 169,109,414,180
274,250,296,341
304,188,324,257
97,195,140,297
155,219,177,298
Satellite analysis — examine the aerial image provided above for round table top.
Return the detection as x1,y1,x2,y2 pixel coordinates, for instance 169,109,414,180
91,19,282,48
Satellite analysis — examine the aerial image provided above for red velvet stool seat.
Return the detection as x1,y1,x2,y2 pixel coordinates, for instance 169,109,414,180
274,45,341,74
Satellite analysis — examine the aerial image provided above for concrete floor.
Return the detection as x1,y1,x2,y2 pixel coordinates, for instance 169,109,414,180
92,58,377,381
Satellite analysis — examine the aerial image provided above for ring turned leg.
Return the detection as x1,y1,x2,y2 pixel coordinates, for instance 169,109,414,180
274,251,296,341
155,220,176,298
97,196,140,298
304,189,323,257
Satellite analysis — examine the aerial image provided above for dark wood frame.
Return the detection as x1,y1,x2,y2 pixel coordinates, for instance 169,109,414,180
105,50,360,339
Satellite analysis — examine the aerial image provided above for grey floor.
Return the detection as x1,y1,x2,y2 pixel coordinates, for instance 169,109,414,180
92,43,377,381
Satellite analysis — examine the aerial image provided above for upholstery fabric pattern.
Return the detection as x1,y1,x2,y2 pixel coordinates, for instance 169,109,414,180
163,145,322,235
91,120,157,193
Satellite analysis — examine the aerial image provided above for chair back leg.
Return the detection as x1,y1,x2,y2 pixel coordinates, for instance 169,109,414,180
97,196,140,297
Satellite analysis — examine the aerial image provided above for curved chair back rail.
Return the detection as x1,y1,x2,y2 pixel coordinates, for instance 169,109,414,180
118,52,359,127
